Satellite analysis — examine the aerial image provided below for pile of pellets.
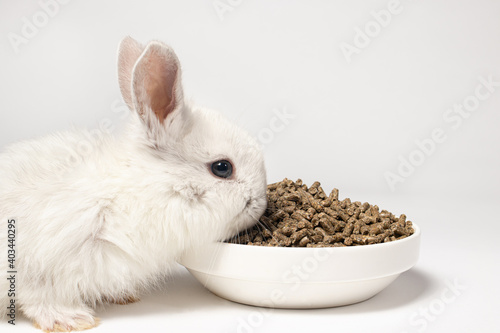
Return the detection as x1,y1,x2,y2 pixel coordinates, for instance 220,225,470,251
229,178,415,247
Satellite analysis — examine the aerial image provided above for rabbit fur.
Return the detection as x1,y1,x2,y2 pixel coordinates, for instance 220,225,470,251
0,36,267,331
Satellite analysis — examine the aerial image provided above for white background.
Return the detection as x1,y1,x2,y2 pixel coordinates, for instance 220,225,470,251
1,0,499,332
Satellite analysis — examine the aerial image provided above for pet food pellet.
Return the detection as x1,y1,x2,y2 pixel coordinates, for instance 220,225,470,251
290,229,309,244
298,236,310,247
228,179,415,247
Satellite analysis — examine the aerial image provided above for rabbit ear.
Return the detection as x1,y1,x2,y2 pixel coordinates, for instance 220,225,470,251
118,36,145,111
130,40,184,124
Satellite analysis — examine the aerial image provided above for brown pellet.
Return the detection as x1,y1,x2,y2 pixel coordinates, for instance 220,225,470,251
228,179,415,247
298,236,310,247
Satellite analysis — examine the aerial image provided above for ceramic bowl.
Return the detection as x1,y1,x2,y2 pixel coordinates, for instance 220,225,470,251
179,223,420,308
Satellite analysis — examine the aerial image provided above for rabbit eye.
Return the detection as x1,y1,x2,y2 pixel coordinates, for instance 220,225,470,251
211,160,233,179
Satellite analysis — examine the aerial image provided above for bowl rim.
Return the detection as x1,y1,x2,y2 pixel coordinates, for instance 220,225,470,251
217,221,420,252
181,223,421,283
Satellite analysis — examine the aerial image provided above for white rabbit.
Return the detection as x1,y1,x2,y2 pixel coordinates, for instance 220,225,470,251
0,37,267,332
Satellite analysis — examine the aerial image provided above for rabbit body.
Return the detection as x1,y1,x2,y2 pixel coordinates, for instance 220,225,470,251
0,37,267,331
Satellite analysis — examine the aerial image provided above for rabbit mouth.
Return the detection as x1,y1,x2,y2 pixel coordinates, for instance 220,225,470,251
236,199,254,222
238,197,265,227
242,198,262,217
222,196,266,241
244,198,252,210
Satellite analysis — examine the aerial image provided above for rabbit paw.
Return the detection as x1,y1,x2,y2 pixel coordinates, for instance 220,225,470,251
28,306,99,332
104,295,141,305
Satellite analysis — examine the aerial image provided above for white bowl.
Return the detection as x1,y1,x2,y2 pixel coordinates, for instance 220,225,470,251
179,223,420,309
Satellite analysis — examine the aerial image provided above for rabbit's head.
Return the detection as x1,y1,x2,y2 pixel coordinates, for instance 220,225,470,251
117,37,267,245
